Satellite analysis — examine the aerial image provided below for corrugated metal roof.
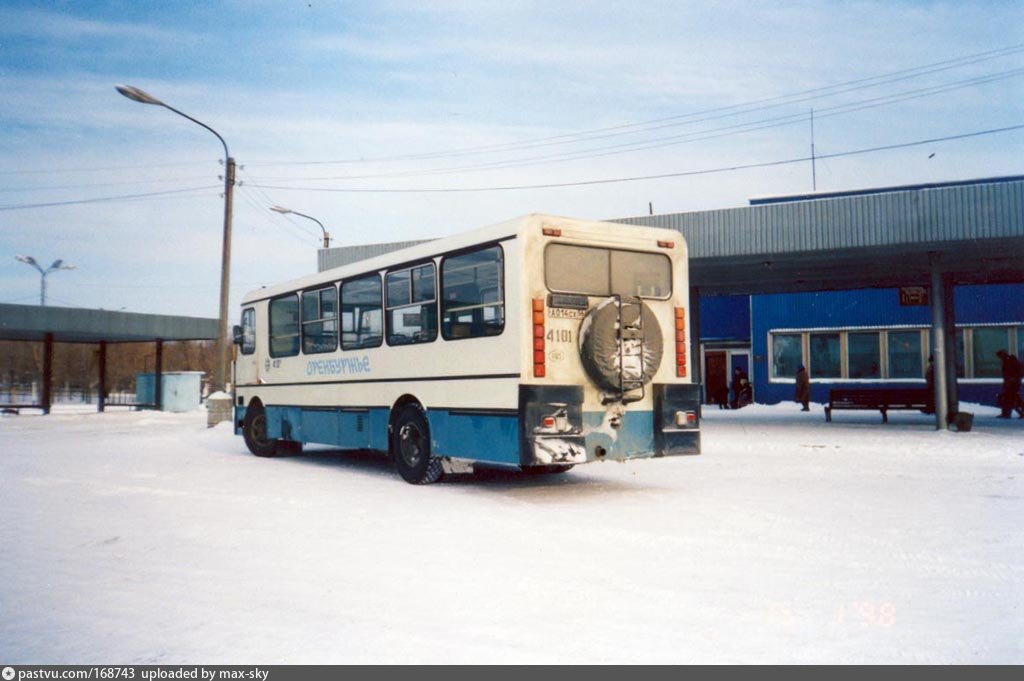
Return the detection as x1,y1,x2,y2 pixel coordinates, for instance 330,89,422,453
615,175,1024,259
317,239,433,272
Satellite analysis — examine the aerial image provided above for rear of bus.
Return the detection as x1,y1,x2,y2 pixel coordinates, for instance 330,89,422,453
518,216,701,469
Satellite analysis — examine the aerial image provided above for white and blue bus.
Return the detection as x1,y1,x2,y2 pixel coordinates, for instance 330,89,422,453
233,214,701,483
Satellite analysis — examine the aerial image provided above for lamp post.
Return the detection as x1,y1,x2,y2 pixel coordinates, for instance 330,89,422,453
15,256,76,306
116,85,235,391
270,205,331,249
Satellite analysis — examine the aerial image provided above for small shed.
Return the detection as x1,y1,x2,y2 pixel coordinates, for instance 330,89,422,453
136,371,205,413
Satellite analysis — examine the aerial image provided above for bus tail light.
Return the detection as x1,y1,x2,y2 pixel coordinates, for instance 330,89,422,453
675,410,698,427
674,307,687,377
533,298,546,377
542,227,562,237
658,240,675,249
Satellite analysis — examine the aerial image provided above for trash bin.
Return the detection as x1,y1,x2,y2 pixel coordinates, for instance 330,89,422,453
952,411,974,432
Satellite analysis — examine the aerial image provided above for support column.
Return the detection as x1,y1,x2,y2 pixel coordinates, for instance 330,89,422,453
942,274,959,419
154,339,164,411
42,333,54,415
929,254,948,430
689,286,702,398
98,341,107,413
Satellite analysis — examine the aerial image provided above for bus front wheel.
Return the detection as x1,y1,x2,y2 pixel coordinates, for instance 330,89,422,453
392,405,443,484
243,400,282,458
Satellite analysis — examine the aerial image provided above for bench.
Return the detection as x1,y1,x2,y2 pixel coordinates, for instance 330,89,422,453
824,388,932,423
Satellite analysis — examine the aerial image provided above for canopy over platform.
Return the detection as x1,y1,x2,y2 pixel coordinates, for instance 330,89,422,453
0,304,218,344
0,304,218,414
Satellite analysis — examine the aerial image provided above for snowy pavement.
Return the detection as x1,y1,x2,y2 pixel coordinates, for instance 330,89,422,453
1,403,1021,663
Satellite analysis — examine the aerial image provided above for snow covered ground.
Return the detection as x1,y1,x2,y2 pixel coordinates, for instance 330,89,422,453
1,402,1021,664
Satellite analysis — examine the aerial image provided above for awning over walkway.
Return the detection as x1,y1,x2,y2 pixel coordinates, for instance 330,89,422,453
0,304,218,414
0,304,218,343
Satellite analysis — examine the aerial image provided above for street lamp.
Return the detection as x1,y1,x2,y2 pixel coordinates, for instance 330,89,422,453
15,255,76,306
116,84,235,391
270,205,331,249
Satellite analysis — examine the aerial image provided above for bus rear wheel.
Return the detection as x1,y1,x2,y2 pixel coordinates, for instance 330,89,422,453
243,400,282,457
392,405,443,484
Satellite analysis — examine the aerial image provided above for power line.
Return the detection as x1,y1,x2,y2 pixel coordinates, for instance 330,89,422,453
245,43,1024,167
234,185,318,247
0,186,222,212
0,159,216,177
246,67,1024,183
0,175,221,193
247,124,1024,194
238,170,324,240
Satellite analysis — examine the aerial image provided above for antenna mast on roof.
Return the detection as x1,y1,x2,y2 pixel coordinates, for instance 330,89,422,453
810,108,817,192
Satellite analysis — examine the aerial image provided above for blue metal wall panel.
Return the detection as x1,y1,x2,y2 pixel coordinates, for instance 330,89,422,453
700,295,751,341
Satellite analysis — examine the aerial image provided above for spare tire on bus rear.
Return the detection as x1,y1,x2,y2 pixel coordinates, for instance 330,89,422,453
578,297,663,393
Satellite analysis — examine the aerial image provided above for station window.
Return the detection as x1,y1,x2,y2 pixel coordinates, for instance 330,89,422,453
341,275,383,350
847,332,880,379
269,294,300,358
386,263,438,346
888,330,923,379
770,325,1019,382
301,286,338,354
771,333,803,378
441,245,505,340
809,332,841,378
240,308,256,355
972,327,1009,378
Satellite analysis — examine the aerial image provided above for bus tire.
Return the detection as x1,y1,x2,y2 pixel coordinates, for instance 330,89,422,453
392,405,443,484
242,400,282,458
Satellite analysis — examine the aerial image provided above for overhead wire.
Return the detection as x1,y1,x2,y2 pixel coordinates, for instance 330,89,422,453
0,185,222,212
246,124,1024,194
0,159,216,177
234,183,319,247
245,67,1024,183
244,43,1024,167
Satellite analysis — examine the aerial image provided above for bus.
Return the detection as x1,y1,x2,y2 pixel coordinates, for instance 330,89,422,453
232,213,701,483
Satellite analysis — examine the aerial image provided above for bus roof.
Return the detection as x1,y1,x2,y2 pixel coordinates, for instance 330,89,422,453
240,213,685,304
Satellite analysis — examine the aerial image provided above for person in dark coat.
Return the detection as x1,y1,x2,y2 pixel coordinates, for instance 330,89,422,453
794,365,811,411
996,349,1022,418
730,366,748,409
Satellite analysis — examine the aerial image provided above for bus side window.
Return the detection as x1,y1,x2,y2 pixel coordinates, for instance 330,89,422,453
240,307,256,355
441,245,504,340
269,294,300,358
385,263,437,346
302,286,338,354
341,274,383,350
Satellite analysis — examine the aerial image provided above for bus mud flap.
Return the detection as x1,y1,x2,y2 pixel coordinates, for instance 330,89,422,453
518,385,586,467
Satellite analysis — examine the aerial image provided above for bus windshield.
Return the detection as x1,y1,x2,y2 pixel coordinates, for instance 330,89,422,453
544,243,672,299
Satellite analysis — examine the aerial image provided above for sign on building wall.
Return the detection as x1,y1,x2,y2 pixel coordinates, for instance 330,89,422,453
899,286,929,306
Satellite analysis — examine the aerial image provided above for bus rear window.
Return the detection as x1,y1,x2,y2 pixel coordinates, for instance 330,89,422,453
545,244,671,299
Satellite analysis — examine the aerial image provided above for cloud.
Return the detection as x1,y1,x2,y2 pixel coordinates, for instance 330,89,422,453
0,6,191,44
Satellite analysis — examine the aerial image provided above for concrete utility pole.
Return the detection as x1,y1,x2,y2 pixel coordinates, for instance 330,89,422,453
116,85,235,391
15,256,75,306
270,205,331,249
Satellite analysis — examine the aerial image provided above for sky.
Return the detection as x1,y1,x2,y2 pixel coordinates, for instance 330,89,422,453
0,1,1022,318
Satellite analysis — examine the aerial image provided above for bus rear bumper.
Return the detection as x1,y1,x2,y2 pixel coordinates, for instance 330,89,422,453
519,383,701,467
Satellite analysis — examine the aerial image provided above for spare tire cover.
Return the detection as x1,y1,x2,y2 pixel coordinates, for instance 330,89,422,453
578,297,663,393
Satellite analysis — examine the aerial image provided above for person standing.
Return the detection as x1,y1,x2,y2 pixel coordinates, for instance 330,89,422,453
730,366,748,410
996,349,1022,418
795,365,811,412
